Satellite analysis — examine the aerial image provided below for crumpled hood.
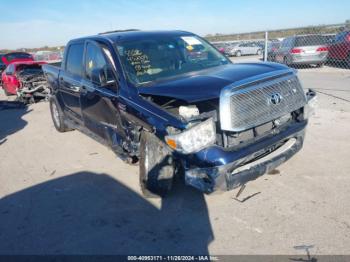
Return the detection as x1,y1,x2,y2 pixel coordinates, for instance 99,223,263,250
138,62,292,103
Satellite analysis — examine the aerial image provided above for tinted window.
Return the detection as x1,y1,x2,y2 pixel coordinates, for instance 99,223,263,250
66,43,84,76
85,42,115,86
295,35,328,47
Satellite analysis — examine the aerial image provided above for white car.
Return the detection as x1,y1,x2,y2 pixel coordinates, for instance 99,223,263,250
228,43,262,57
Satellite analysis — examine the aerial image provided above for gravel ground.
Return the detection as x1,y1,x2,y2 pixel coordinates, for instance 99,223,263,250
0,66,349,256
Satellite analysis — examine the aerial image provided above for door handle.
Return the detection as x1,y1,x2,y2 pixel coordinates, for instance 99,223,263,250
70,85,80,93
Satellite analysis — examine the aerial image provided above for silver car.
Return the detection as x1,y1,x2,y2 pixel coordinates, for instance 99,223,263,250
274,35,329,67
227,42,262,57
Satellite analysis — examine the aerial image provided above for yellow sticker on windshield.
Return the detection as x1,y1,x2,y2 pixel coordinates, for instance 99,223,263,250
88,60,93,69
186,45,194,51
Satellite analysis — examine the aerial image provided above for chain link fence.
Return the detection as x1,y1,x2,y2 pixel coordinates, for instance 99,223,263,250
209,21,350,69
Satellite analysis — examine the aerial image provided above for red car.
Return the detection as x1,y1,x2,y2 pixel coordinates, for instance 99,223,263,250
1,61,46,96
1,52,34,65
328,31,350,67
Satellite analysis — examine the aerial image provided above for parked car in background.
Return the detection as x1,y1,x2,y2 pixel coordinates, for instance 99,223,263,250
212,43,227,54
33,51,63,62
43,30,315,198
1,52,34,65
266,42,281,61
328,31,350,67
274,35,329,67
227,42,262,57
1,61,49,103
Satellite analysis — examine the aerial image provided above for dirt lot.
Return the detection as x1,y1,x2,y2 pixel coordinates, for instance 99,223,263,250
0,65,350,256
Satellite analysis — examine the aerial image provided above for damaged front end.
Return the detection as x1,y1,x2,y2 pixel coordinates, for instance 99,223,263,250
182,87,316,194
142,72,316,194
16,68,50,104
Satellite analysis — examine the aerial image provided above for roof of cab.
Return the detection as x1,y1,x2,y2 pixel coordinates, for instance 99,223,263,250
69,30,195,44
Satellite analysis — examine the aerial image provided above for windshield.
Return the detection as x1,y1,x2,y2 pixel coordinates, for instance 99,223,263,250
116,35,230,85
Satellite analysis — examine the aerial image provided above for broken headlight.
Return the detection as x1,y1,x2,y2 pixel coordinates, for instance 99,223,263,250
165,118,216,154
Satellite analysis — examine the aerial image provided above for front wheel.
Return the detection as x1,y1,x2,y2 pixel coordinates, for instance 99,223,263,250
257,49,262,56
235,51,242,57
139,131,174,198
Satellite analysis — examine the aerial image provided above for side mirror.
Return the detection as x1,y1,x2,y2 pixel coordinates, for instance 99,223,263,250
91,68,106,86
91,67,116,86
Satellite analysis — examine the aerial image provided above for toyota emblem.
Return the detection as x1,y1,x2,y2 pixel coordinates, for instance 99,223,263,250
269,93,282,105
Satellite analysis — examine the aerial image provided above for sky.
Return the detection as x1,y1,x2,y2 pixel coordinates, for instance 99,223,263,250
0,0,349,49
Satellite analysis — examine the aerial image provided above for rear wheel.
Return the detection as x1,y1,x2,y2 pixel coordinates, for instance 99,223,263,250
49,97,73,133
347,53,350,68
257,49,262,56
139,131,174,198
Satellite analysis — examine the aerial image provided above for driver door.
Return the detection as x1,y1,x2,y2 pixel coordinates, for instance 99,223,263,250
80,41,125,147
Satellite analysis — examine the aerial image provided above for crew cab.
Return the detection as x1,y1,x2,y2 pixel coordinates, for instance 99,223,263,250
43,30,315,197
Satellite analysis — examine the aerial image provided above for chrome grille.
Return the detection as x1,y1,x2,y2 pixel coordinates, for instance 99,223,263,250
220,74,307,132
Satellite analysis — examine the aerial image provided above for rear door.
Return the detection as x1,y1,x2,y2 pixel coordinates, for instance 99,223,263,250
59,43,85,121
80,40,125,146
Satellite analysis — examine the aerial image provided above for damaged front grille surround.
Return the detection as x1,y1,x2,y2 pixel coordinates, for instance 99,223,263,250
220,73,307,132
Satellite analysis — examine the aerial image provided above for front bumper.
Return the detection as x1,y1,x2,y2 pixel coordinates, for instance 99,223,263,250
184,123,306,193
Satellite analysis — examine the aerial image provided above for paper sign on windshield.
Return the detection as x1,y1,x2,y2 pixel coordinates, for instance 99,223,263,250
181,36,202,46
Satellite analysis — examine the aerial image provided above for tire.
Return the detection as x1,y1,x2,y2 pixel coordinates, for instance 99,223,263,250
347,53,350,68
139,131,174,198
257,49,262,56
49,97,73,133
235,51,242,57
316,63,324,68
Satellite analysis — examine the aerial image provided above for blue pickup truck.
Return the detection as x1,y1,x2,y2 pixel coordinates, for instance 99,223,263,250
43,30,315,198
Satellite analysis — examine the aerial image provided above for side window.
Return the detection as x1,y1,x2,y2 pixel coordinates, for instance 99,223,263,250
85,42,115,86
65,43,84,76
